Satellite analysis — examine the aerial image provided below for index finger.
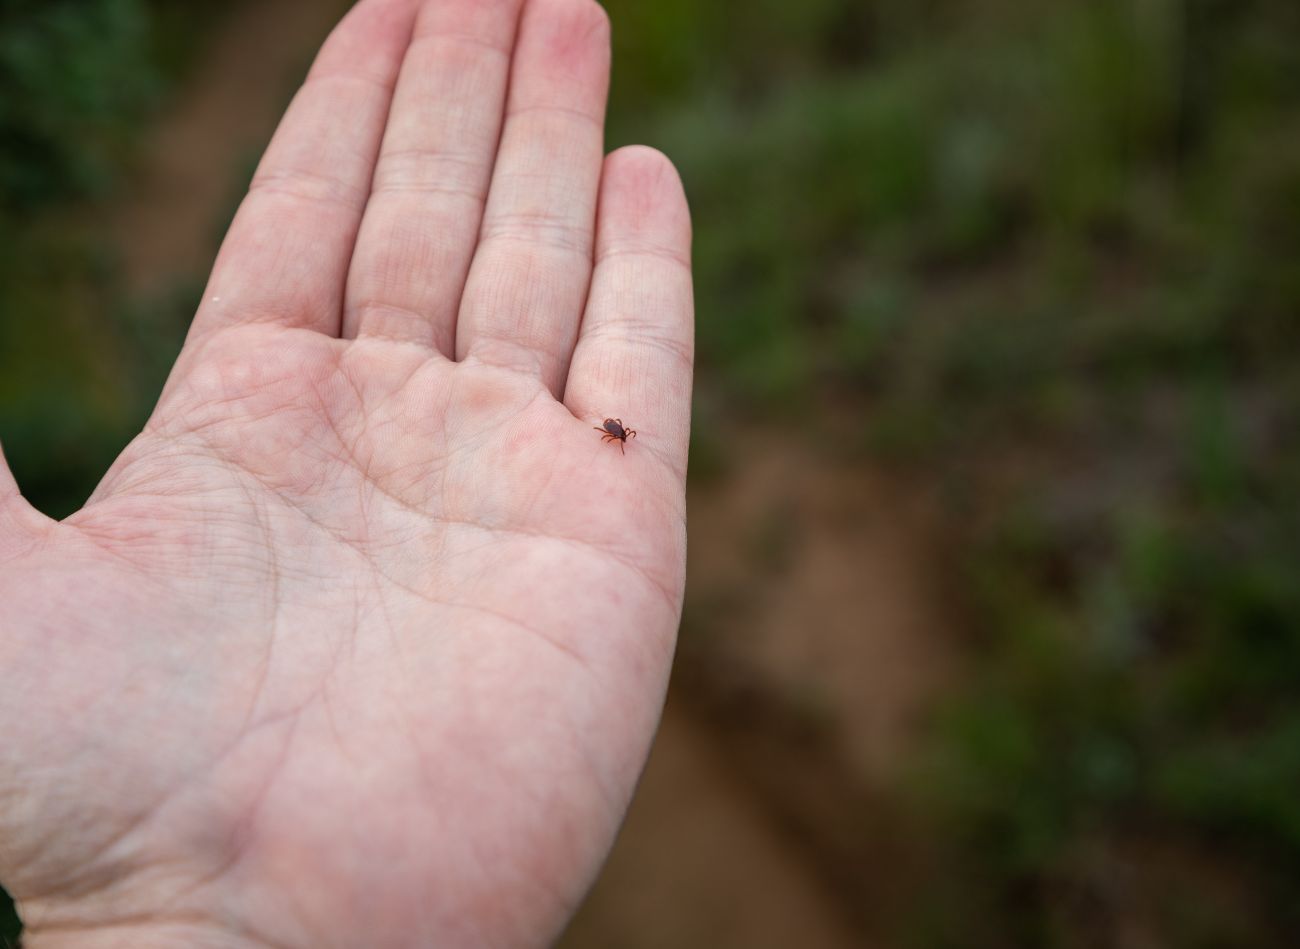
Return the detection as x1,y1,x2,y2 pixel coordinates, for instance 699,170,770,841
191,0,421,339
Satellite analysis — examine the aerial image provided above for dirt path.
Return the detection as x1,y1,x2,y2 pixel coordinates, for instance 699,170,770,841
110,0,349,294
104,4,955,945
565,434,954,946
561,703,865,949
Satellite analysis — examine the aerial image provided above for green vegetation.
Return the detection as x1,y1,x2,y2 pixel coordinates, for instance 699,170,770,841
0,0,229,520
2,0,1299,944
602,0,1300,943
1,0,148,524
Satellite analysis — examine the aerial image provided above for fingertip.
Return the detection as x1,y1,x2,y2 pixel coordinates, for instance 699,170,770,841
544,0,612,59
510,0,612,113
604,145,685,195
598,146,692,261
310,0,422,83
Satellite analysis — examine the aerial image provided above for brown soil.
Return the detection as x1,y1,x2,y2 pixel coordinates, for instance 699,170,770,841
564,433,954,946
560,703,866,949
102,4,958,945
110,0,350,295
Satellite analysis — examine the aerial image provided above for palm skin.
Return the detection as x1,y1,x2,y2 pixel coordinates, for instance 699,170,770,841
0,0,693,946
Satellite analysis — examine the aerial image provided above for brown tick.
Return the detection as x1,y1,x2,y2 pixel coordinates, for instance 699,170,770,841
595,418,637,454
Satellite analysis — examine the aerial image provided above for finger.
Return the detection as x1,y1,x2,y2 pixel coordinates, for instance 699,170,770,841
564,146,694,478
455,0,610,395
190,0,421,339
0,439,16,503
343,0,526,353
0,440,49,557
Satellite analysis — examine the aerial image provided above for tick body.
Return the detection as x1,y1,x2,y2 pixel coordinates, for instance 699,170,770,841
595,418,637,454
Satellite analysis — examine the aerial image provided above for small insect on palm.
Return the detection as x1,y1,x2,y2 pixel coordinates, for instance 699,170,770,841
595,418,637,455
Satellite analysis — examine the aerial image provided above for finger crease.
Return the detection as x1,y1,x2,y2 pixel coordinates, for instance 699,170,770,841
249,169,369,213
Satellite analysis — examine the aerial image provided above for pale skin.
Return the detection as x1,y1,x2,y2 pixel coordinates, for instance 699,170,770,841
0,0,692,945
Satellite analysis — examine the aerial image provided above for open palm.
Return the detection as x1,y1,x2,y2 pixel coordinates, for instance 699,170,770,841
0,0,692,946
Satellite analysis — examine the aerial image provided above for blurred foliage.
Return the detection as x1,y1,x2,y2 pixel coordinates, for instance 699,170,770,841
0,0,226,519
0,0,145,521
603,0,1300,944
2,0,1300,945
0,0,150,210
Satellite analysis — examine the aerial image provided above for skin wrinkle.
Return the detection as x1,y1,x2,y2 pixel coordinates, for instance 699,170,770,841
64,621,250,873
344,307,457,348
154,332,344,425
372,148,492,188
341,345,427,418
504,101,604,132
104,419,380,591
303,66,403,100
441,433,682,605
146,429,319,509
23,915,247,945
133,715,307,943
20,699,303,921
63,521,174,583
21,804,158,906
199,713,304,902
441,596,587,667
399,384,684,604
232,474,282,741
207,438,653,681
440,370,544,448
406,29,515,62
318,676,354,770
198,456,442,632
478,219,594,259
152,360,376,510
450,519,682,627
463,335,557,385
248,163,371,215
87,445,230,500
369,173,489,203
314,369,377,492
578,320,694,373
376,139,496,192
595,243,694,272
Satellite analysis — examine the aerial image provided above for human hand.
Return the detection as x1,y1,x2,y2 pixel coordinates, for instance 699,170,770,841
0,0,692,945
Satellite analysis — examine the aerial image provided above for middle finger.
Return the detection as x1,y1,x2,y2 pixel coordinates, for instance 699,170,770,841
343,0,526,353
454,0,611,396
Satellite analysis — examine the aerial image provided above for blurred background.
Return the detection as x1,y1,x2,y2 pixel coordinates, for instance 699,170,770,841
2,0,1299,945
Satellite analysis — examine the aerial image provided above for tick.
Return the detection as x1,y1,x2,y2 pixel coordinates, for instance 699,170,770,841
595,418,637,454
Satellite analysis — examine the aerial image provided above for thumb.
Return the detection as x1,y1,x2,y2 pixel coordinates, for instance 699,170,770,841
0,438,49,558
